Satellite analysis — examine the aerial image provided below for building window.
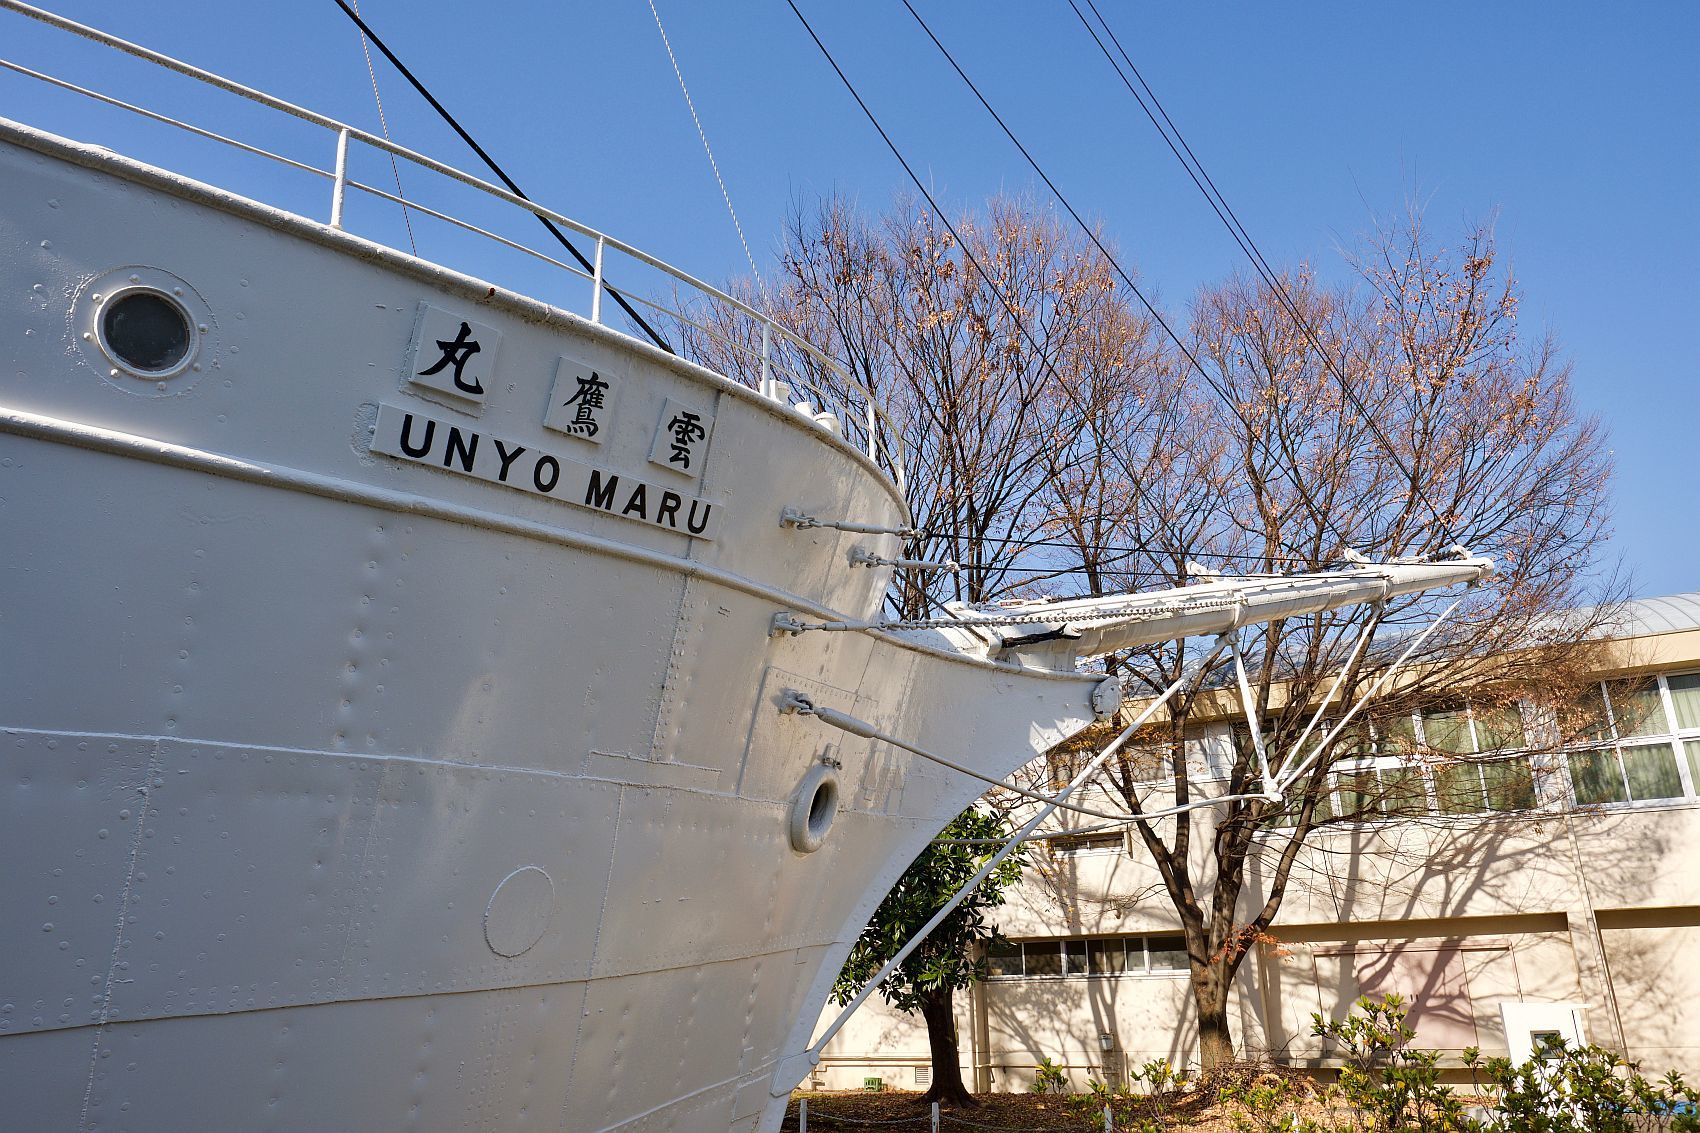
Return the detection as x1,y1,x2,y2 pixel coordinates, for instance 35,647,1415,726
1087,938,1126,975
987,939,1024,978
1145,935,1188,971
988,935,1191,979
1562,672,1700,808
1047,831,1125,855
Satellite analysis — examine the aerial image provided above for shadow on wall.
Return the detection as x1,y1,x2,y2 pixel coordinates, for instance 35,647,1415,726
983,969,1200,1091
1249,806,1677,1060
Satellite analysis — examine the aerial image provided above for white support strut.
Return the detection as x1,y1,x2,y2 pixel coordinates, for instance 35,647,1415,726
771,555,1493,1094
1272,594,1469,794
781,636,1230,1090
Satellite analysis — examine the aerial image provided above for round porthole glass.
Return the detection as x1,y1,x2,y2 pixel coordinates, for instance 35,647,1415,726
101,290,192,374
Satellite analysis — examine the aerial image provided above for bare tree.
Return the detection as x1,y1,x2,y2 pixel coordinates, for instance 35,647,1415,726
1082,210,1618,1068
678,193,1166,617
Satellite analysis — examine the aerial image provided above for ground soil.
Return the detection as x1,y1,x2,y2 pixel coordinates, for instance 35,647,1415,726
784,1089,1111,1131
781,1068,1345,1131
783,1070,1493,1132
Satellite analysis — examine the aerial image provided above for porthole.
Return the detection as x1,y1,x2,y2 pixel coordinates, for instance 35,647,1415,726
788,762,840,854
75,266,216,395
100,289,192,374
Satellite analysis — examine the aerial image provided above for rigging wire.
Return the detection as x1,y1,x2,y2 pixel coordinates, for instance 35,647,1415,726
916,531,1317,565
348,0,417,257
646,0,762,284
327,0,676,354
1066,0,1454,543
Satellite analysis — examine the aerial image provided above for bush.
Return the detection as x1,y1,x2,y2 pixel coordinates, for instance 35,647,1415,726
1312,994,1478,1132
1033,1056,1069,1096
1476,1039,1700,1133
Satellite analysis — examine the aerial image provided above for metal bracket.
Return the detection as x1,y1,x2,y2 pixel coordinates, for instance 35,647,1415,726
779,506,820,530
769,611,864,637
780,506,920,538
848,545,959,572
777,688,817,715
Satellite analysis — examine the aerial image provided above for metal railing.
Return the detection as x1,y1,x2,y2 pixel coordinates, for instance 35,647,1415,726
0,0,906,496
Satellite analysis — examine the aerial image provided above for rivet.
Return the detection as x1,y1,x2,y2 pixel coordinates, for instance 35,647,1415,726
92,292,102,301
129,274,140,283
173,287,184,296
82,332,92,341
197,323,207,333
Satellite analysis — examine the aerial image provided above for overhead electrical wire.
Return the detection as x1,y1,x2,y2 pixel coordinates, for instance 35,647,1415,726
896,0,1381,554
1066,0,1453,543
327,0,676,354
788,0,1358,554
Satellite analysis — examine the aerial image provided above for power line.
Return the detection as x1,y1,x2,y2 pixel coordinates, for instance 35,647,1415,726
1066,0,1453,544
788,0,1360,561
895,0,1354,551
782,0,1233,551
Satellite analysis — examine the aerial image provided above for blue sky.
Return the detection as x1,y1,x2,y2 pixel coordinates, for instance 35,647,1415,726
6,2,1694,596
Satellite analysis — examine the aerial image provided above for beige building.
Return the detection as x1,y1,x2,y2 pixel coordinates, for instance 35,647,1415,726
812,593,1700,1092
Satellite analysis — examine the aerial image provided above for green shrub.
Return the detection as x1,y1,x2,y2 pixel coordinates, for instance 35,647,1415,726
1033,1056,1069,1096
1312,994,1479,1132
1478,1039,1700,1133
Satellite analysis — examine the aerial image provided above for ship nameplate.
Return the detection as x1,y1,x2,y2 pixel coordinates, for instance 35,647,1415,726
406,303,500,411
648,395,715,476
543,354,618,443
371,401,719,539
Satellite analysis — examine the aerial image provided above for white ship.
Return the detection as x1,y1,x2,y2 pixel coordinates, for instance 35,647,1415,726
0,5,1492,1130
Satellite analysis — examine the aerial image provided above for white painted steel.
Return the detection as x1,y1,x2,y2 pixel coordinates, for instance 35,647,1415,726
899,558,1492,671
792,638,1232,1076
0,16,1495,1130
0,128,1099,1132
0,0,907,487
330,126,349,229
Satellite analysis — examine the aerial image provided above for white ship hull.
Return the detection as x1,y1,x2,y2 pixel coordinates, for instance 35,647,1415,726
0,124,1105,1131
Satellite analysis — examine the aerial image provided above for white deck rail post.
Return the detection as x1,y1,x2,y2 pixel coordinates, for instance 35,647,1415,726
590,236,606,324
757,320,773,398
329,126,349,229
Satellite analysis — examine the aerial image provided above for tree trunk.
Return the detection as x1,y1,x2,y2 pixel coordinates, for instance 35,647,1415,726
918,986,977,1107
1193,962,1237,1069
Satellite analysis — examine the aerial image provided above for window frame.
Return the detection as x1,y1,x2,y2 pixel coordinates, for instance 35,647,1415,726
987,935,1191,981
1560,672,1700,809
